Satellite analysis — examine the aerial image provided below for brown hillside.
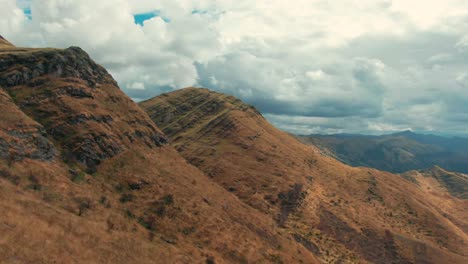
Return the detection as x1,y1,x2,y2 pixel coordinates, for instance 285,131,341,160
141,87,468,263
0,35,14,48
400,166,468,232
0,41,319,263
402,165,468,200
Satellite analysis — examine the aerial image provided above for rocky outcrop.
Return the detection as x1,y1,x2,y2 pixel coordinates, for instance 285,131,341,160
0,46,116,88
0,89,56,162
0,44,167,170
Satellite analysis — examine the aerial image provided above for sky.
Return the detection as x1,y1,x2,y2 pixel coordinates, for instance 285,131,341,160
1,0,468,136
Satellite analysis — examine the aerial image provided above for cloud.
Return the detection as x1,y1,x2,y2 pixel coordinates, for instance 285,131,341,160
127,82,145,90
197,55,386,118
1,0,468,135
0,0,27,35
456,35,468,51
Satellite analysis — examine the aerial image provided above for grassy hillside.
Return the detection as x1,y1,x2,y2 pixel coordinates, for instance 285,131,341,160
141,87,468,264
0,39,318,264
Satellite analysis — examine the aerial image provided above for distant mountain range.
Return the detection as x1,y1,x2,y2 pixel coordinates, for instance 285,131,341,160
297,131,468,173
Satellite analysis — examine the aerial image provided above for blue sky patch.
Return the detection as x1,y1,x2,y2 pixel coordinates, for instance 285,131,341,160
17,0,32,19
191,9,208,15
23,7,32,20
134,10,169,25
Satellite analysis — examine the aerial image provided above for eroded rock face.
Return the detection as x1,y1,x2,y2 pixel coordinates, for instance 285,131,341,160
0,46,167,170
0,89,56,162
4,130,55,161
0,47,116,88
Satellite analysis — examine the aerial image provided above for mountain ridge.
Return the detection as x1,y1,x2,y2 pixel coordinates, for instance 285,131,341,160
1,36,467,263
0,38,319,263
297,131,468,173
402,165,468,199
0,35,14,48
141,87,468,263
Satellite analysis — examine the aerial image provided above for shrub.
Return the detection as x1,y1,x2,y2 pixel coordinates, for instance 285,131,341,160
76,198,92,216
162,194,174,205
138,216,156,231
27,174,42,191
128,182,142,190
71,171,86,183
0,169,20,185
115,183,125,192
182,226,196,235
99,196,107,205
125,209,135,219
119,193,135,203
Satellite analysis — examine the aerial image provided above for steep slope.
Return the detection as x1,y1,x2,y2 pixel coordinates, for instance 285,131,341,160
297,132,468,173
402,166,468,199
399,166,468,234
0,39,318,263
141,87,468,264
0,35,13,48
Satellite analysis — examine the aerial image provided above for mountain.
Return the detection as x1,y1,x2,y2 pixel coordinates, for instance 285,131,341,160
2,35,467,263
297,131,468,173
400,166,468,232
402,166,468,199
141,88,468,263
0,38,318,263
0,35,13,48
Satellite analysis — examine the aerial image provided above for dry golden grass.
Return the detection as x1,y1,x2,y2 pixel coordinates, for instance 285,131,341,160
0,36,14,49
1,36,466,263
141,87,468,263
0,45,319,263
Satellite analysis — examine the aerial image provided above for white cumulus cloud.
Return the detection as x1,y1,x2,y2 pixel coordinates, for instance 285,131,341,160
1,0,468,135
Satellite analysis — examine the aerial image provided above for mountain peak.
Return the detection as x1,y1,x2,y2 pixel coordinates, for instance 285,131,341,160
0,44,167,171
146,87,259,113
0,45,117,89
140,87,262,138
428,165,445,172
419,165,449,176
393,130,415,136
